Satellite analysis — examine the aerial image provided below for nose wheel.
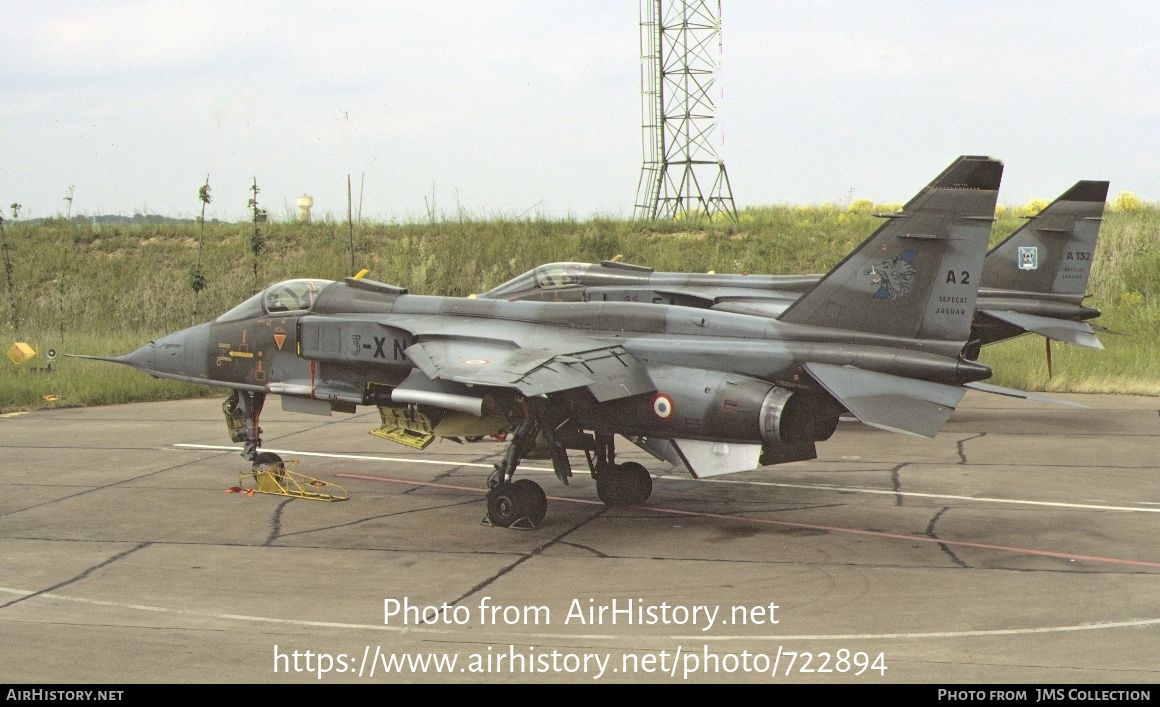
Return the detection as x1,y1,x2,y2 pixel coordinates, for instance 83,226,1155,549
252,451,286,485
485,479,548,529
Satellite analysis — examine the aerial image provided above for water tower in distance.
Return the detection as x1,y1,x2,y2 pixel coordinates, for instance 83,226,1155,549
297,194,314,223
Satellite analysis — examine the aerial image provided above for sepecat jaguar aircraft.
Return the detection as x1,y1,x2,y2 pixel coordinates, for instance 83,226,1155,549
79,156,1065,529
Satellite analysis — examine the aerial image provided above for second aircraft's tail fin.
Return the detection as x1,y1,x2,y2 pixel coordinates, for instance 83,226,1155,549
777,155,1003,343
981,180,1109,298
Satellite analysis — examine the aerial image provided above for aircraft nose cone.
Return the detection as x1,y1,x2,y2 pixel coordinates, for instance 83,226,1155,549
118,323,210,378
120,341,156,371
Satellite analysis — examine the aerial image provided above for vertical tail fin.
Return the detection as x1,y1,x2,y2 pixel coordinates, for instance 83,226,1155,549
981,180,1109,299
778,155,1003,343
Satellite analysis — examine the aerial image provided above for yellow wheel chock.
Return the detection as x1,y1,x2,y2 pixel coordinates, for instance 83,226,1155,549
237,459,348,501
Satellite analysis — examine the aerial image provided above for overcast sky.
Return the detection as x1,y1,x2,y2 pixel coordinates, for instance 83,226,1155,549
3,2,1158,222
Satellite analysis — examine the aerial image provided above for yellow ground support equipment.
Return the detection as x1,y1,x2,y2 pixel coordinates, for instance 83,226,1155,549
370,405,436,449
238,459,348,501
7,342,36,366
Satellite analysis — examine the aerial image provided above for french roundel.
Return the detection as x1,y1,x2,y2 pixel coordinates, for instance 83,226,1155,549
652,392,674,420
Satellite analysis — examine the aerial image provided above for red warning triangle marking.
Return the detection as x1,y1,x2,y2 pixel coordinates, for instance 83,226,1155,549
273,333,286,350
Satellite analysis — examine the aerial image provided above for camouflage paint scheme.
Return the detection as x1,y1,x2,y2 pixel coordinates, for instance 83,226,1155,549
87,157,1070,528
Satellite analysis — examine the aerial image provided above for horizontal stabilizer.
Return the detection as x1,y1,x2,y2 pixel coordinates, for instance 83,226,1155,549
980,310,1104,349
964,381,1089,408
803,362,965,438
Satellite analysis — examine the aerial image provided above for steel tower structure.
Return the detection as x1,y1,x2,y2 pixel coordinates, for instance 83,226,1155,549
634,0,737,223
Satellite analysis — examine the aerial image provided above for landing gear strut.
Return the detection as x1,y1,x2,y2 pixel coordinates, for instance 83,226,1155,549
484,412,551,529
483,413,655,529
223,391,278,478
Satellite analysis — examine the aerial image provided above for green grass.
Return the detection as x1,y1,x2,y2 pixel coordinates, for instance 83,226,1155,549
0,331,218,411
1,200,1157,412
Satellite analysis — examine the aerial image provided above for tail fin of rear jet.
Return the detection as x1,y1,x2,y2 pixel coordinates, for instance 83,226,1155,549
981,180,1109,299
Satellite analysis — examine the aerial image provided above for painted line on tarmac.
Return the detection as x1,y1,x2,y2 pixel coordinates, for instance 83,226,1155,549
176,443,1160,514
659,475,1160,514
174,443,555,472
177,444,1160,567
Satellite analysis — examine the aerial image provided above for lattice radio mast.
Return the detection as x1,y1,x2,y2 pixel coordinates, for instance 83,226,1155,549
634,0,737,223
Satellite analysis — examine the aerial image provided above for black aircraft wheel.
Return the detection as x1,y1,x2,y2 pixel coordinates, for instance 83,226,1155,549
617,462,653,505
512,479,548,527
597,462,653,507
487,482,526,528
252,452,286,484
595,469,624,506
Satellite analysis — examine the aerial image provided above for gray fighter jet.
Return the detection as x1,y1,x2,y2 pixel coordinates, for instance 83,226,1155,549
81,156,1043,529
479,181,1110,357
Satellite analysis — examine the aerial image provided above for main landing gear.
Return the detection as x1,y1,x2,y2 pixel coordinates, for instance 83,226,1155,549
587,432,652,507
483,408,653,529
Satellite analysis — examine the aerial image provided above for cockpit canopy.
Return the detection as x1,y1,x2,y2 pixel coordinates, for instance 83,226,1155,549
481,263,594,299
215,279,334,322
480,261,658,300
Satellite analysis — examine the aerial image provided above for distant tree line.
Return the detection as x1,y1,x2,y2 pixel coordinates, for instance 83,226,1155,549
19,214,226,227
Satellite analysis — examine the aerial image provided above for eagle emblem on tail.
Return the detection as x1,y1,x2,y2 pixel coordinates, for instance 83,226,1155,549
866,250,917,301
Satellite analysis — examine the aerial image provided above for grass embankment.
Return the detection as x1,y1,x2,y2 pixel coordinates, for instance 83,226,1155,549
1,201,1157,412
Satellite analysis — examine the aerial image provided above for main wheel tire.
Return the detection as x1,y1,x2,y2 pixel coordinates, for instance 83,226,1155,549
596,462,652,506
512,479,547,527
618,462,653,505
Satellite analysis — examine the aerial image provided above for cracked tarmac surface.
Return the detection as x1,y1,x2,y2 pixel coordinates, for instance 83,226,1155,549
2,392,1159,683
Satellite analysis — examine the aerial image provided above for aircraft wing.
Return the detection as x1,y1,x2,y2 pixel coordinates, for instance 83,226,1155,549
404,336,655,402
803,362,966,438
978,309,1104,349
